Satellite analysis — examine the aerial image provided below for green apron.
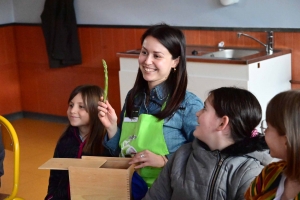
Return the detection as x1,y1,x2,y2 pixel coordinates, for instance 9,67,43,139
119,105,169,187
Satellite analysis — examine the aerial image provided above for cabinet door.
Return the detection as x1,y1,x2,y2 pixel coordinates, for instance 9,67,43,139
188,76,248,101
247,54,291,121
187,61,249,101
119,71,136,107
119,57,138,107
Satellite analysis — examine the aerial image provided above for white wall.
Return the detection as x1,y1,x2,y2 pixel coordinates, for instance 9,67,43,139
0,0,14,24
12,0,44,23
5,0,300,28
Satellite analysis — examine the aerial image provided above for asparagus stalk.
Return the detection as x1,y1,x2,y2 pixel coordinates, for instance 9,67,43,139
102,59,108,101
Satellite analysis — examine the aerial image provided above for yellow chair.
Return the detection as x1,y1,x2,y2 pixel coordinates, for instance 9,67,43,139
0,116,23,200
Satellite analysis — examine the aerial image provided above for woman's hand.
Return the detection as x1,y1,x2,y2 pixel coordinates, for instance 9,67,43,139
98,98,118,138
129,150,167,169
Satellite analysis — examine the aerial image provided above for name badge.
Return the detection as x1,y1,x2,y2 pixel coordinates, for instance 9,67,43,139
124,117,138,122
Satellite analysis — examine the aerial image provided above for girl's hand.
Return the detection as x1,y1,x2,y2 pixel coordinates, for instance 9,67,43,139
98,98,118,138
129,150,167,169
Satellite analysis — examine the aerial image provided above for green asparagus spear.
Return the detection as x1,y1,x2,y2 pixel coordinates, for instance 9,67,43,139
102,59,108,101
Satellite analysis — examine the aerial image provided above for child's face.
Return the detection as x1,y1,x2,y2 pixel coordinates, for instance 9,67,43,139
264,122,287,160
193,97,221,147
67,93,90,130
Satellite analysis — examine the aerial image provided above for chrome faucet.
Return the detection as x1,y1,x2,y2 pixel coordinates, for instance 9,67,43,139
237,31,273,55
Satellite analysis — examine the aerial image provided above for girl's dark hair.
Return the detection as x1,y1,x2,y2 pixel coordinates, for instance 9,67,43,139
266,90,300,181
126,23,187,119
209,87,262,142
66,85,105,155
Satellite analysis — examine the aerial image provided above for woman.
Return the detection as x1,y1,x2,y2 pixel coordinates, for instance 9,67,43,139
98,23,203,190
45,85,110,200
245,90,300,200
143,87,272,200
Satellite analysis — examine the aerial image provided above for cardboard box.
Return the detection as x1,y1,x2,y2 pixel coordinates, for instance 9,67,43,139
39,156,134,200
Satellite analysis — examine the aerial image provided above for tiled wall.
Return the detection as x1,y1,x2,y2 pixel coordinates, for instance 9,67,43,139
0,25,299,117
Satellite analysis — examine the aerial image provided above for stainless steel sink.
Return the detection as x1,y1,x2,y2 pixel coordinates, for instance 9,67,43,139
199,49,260,59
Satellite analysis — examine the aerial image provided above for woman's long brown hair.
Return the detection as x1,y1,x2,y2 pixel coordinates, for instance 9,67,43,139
266,90,300,182
67,85,106,155
126,23,187,120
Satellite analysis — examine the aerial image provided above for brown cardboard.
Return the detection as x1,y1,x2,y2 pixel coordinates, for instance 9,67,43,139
39,156,134,200
38,158,107,170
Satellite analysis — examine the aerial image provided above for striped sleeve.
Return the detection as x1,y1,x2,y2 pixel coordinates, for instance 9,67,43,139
245,161,286,200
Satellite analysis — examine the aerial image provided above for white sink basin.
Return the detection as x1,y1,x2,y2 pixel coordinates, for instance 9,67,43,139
200,49,260,59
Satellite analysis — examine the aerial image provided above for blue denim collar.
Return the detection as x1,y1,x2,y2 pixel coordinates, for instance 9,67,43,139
148,82,169,101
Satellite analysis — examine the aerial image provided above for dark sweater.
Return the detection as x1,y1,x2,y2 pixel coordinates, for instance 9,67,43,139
45,126,111,200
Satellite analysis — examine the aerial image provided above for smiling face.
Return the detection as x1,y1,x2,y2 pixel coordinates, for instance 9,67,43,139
264,122,287,160
138,36,179,90
193,96,223,147
67,93,90,134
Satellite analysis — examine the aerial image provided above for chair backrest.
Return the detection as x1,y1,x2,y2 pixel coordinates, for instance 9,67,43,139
0,116,23,200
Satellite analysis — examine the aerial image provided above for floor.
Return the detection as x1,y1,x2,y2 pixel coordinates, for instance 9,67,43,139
0,118,67,199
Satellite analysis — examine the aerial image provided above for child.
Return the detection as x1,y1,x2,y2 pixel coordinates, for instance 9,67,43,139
143,87,272,200
245,90,300,200
45,85,111,200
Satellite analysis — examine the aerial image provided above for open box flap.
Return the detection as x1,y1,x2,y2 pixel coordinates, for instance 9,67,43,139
82,156,134,169
38,158,107,170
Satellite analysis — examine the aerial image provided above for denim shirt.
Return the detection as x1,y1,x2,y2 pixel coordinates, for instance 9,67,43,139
103,83,204,157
